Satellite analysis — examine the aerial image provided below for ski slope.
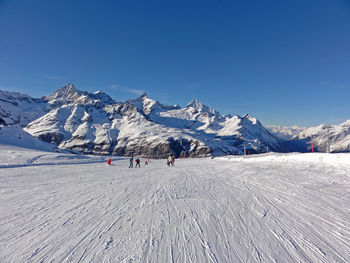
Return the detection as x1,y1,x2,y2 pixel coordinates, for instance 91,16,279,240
0,146,349,262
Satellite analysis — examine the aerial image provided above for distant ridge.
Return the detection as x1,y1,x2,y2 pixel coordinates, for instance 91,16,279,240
2,83,349,156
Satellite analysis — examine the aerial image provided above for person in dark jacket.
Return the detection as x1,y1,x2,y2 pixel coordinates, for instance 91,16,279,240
129,156,133,168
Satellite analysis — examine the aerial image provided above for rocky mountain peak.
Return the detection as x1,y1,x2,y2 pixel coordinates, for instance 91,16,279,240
90,90,116,105
186,98,202,109
131,93,148,101
128,93,162,114
43,84,116,106
44,83,83,103
186,98,221,117
242,114,258,124
140,92,148,98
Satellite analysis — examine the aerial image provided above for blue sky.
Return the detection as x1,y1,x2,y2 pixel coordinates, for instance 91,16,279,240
0,0,349,126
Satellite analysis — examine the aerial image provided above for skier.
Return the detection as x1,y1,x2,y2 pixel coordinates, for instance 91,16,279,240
135,158,140,168
129,156,133,168
145,160,149,165
106,158,111,165
167,155,172,167
171,155,175,166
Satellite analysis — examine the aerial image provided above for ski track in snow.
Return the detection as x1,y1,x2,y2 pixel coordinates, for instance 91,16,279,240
0,150,350,262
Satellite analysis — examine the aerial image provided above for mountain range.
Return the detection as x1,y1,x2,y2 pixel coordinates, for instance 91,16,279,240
1,83,349,157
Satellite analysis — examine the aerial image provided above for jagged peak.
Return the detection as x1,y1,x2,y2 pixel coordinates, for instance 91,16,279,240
66,82,74,88
43,84,116,106
133,92,148,101
140,92,148,98
186,98,202,109
129,92,155,105
186,98,221,117
242,113,256,119
90,90,116,104
44,83,82,102
242,114,259,125
56,83,78,94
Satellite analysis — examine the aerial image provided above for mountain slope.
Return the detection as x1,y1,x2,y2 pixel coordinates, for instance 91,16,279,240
0,125,60,152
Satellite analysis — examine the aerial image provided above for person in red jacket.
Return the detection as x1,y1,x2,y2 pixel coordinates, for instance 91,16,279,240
135,158,140,168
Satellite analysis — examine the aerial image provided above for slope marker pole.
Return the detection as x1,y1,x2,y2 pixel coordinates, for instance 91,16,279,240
327,125,330,153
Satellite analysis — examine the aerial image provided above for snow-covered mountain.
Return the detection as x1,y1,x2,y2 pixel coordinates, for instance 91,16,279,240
43,83,116,107
267,125,307,140
0,90,48,126
291,120,350,152
2,84,284,157
267,121,350,153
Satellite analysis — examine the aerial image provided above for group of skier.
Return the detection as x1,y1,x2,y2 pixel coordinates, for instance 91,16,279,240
107,155,176,167
128,156,150,168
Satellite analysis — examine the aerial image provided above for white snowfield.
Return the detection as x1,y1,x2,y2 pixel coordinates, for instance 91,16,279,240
0,146,349,262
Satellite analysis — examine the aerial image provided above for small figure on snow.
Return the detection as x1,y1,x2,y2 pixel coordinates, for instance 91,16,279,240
167,155,172,167
129,156,133,168
171,155,175,166
135,158,140,168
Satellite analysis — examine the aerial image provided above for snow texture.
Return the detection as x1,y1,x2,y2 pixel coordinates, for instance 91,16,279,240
1,144,349,262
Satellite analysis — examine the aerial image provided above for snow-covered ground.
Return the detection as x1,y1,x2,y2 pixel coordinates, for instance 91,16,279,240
0,145,349,262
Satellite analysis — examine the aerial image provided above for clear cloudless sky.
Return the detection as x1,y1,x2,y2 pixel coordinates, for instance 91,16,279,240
0,0,349,126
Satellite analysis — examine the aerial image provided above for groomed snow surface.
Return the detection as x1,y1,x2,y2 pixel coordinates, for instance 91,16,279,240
1,146,350,262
